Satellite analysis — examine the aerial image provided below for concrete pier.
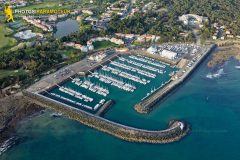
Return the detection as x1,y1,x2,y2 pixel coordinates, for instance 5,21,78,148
96,100,113,116
135,44,217,114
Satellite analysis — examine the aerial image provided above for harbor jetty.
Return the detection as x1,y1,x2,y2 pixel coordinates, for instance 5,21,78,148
96,100,113,116
23,91,190,144
135,44,217,114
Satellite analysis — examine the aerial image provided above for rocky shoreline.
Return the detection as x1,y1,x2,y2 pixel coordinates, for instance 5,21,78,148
208,45,240,68
0,90,190,154
0,93,43,155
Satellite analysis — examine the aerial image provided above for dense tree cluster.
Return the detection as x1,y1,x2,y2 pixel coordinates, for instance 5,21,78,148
107,11,192,42
0,41,63,77
140,0,240,35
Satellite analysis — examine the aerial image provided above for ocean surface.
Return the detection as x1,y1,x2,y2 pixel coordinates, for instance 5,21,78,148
1,51,240,160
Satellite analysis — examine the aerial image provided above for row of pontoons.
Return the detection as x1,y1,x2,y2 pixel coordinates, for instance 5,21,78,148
118,57,164,74
72,78,109,97
110,60,157,78
102,66,150,84
50,92,105,111
92,72,136,92
59,86,93,102
49,54,171,112
129,55,166,68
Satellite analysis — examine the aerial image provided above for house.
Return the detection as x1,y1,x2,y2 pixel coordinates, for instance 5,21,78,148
110,37,124,45
115,33,136,40
23,16,53,32
227,35,234,38
226,30,231,35
212,35,217,40
82,9,93,15
115,48,129,52
136,34,160,42
88,52,106,62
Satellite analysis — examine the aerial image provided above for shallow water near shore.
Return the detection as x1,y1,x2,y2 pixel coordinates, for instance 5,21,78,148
1,52,240,160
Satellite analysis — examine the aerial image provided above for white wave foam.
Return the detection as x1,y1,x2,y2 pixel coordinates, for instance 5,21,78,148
0,137,17,156
235,66,240,69
206,68,224,79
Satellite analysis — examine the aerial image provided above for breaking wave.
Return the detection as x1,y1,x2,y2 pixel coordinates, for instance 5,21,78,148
235,66,240,69
206,68,224,79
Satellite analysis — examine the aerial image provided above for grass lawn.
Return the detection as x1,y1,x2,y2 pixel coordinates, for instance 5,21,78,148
132,40,146,46
61,48,80,58
0,69,28,80
93,40,119,50
17,1,73,12
19,2,61,10
0,24,17,49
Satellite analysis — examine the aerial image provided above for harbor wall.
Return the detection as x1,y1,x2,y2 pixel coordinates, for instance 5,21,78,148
135,44,217,113
23,90,190,144
96,100,114,116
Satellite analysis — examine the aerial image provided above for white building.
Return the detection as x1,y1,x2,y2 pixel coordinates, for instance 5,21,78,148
115,33,136,40
87,44,94,51
82,10,93,15
212,35,217,40
160,50,177,60
14,30,36,40
89,53,106,62
179,14,208,26
136,34,160,42
147,46,158,54
48,15,57,21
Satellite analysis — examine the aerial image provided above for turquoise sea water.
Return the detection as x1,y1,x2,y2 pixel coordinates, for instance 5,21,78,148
45,55,175,123
2,53,240,160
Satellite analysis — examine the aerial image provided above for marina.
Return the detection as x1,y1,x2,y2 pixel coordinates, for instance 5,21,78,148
128,55,167,68
41,54,176,116
71,78,110,97
23,43,213,144
118,57,164,74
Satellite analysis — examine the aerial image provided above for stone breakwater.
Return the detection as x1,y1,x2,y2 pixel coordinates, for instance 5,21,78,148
23,91,190,144
135,44,217,114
